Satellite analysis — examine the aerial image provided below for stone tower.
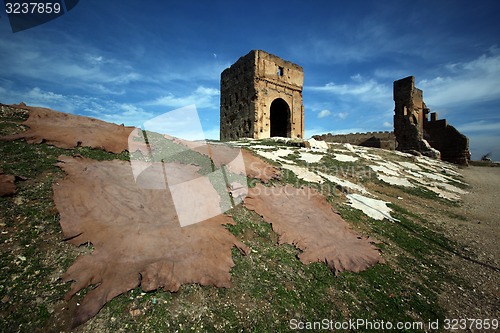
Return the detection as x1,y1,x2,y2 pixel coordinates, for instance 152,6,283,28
393,76,431,152
220,50,304,140
393,76,470,164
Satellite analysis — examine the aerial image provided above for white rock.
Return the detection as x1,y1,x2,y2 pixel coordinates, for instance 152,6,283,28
346,194,395,221
317,171,370,195
370,164,400,176
358,152,384,161
306,138,329,150
435,182,468,195
333,153,359,163
384,161,404,172
250,145,280,150
299,152,324,163
418,171,450,182
344,143,356,153
377,174,414,187
253,148,294,161
424,186,461,201
281,164,324,183
397,161,422,171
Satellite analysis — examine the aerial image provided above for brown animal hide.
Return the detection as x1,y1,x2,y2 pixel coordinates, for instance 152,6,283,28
244,184,383,274
172,138,281,182
239,149,282,182
0,169,16,196
54,156,249,327
0,104,135,154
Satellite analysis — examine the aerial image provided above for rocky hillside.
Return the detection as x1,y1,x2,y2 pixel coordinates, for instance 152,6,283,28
0,103,498,332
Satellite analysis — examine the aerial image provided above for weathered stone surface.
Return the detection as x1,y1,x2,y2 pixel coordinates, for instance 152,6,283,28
220,50,304,140
393,76,470,165
393,76,432,153
313,131,396,150
424,119,470,165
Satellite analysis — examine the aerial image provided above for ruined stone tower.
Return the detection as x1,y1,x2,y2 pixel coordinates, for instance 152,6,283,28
220,50,304,140
393,76,431,153
393,76,470,165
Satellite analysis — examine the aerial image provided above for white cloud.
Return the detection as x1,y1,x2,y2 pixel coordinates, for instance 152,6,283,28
419,50,500,108
311,79,381,96
307,76,391,106
25,87,66,105
336,112,349,120
0,35,142,94
120,103,145,116
2,87,81,113
456,121,500,133
100,109,153,127
0,86,157,127
383,121,392,128
151,86,220,109
317,109,331,118
350,73,363,82
305,75,391,133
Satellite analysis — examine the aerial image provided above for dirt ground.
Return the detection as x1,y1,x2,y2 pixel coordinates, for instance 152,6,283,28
438,166,499,326
460,166,500,263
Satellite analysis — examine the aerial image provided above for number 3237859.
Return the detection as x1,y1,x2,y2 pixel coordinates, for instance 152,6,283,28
444,318,498,330
5,2,62,14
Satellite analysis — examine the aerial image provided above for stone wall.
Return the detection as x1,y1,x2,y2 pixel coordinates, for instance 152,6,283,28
393,76,470,165
313,131,396,150
424,118,471,165
220,50,304,140
219,52,256,140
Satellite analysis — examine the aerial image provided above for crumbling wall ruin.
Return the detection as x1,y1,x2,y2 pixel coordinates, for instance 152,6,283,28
220,50,304,140
313,131,396,150
393,76,470,165
393,76,435,154
424,113,471,165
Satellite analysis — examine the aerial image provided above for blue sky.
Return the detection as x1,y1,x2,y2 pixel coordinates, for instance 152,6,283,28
1,0,499,160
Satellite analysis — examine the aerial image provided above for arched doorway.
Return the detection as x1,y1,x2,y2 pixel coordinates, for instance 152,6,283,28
270,98,291,137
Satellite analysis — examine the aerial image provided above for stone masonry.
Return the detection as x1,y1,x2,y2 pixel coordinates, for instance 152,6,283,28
220,50,304,140
393,76,470,165
313,131,396,150
393,76,436,154
424,113,471,165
